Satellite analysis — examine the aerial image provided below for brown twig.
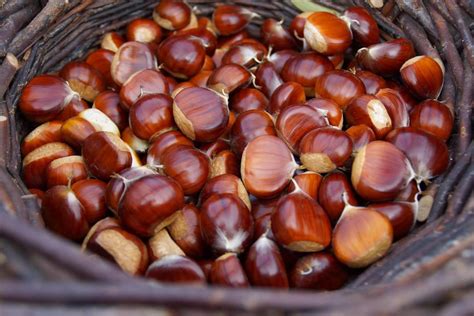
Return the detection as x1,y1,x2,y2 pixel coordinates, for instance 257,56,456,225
395,0,438,41
398,13,439,59
445,161,474,218
0,53,19,100
439,70,455,114
459,0,474,17
0,112,8,168
0,0,31,20
429,0,456,27
455,56,473,157
446,0,474,68
353,0,405,38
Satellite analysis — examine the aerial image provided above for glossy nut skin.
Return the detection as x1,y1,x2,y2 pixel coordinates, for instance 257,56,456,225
126,18,162,43
221,39,267,69
271,189,331,252
147,130,194,165
146,255,206,284
59,61,106,102
375,88,410,129
210,253,249,287
268,82,306,115
55,97,89,121
86,49,117,89
173,87,229,142
261,18,297,51
255,62,284,98
291,252,348,290
351,141,413,201
245,235,289,288
19,75,77,123
386,80,417,112
333,206,393,268
119,69,169,109
318,171,358,224
167,204,206,258
176,27,217,56
209,149,239,179
93,91,128,131
276,104,327,153
280,52,334,96
82,131,136,181
160,145,210,195
158,35,206,79
101,32,124,52
346,124,376,153
207,64,251,94
212,5,254,36
119,174,184,237
200,174,251,210
241,135,297,199
369,201,415,240
305,98,343,129
230,88,268,113
71,179,108,224
21,121,63,156
190,70,212,87
290,12,312,40
304,12,352,55
343,7,379,47
198,139,230,158
292,171,323,200
400,55,444,100
217,29,249,49
314,70,366,109
129,93,174,141
22,142,74,189
122,127,149,153
267,49,299,74
111,41,157,86
410,99,453,141
386,127,449,181
200,193,253,255
299,127,353,173
153,0,191,31
45,155,88,188
356,38,415,75
356,70,387,94
345,94,393,139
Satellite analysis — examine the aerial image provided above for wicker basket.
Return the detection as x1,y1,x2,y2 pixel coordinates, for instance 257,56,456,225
0,0,473,315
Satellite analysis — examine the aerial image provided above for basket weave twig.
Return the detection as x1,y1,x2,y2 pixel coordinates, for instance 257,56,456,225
0,0,473,314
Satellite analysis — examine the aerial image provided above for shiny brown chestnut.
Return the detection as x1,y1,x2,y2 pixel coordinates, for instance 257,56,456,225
93,91,128,130
304,12,352,55
217,29,249,49
45,155,88,188
289,12,312,40
261,18,297,51
212,5,256,36
198,139,230,158
221,41,268,70
245,235,289,288
291,252,348,290
126,18,162,44
173,87,229,142
153,0,191,31
396,179,419,202
207,64,251,94
200,174,251,210
129,93,174,141
356,70,387,95
375,88,410,129
314,70,366,109
343,6,379,47
305,98,343,129
356,38,415,76
209,149,239,178
352,140,413,201
146,255,206,284
410,99,453,141
121,127,149,154
267,49,299,74
369,201,415,240
189,70,212,87
281,52,334,96
86,49,117,89
200,193,253,255
230,88,268,114
55,97,89,122
19,75,79,123
59,61,106,102
147,130,194,165
241,135,298,199
148,229,185,261
346,124,376,153
111,41,157,86
176,27,218,56
119,69,169,109
268,82,306,115
101,32,124,53
299,127,353,173
292,171,323,201
210,253,249,287
255,62,284,98
400,55,444,100
271,184,331,252
21,121,63,156
385,80,417,112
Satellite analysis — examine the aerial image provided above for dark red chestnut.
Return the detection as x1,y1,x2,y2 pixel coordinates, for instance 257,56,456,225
111,41,157,86
55,97,89,122
207,64,251,94
126,18,162,44
147,130,194,165
255,62,284,98
221,39,267,69
267,49,299,74
200,174,251,210
153,0,192,31
86,49,116,89
268,82,306,115
343,7,380,47
210,253,250,287
261,18,297,51
212,5,256,36
346,124,376,153
410,99,453,141
21,121,63,156
305,98,343,129
356,70,387,94
101,32,124,53
369,201,415,240
319,171,358,224
230,88,268,113
93,91,128,131
314,70,366,109
304,12,352,55
119,69,169,109
45,155,88,188
146,255,206,284
400,55,444,99
375,88,410,129
292,171,323,201
59,61,105,102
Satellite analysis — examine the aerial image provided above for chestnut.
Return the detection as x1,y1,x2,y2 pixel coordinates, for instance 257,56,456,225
346,124,376,153
126,18,162,44
159,145,210,195
292,171,323,201
386,127,449,182
207,64,251,94
22,142,74,189
386,80,417,112
111,41,157,86
333,201,393,268
291,252,348,290
343,6,379,47
299,127,353,173
83,219,149,275
230,88,268,114
21,121,63,156
86,49,116,89
221,39,267,69
271,185,331,252
158,35,206,79
345,94,393,139
375,88,410,129
198,139,230,158
352,140,413,201
305,98,343,129
212,5,256,36
276,104,327,153
146,255,206,284
200,174,251,210
190,70,213,87
71,179,108,224
19,75,79,123
82,131,139,180
289,12,312,40
356,38,415,76
356,70,387,95
147,130,193,166
121,127,149,153
129,93,174,141
173,87,229,142
119,69,169,109
369,201,415,240
304,12,352,55
148,229,185,261
153,0,192,31
260,18,297,51
209,149,239,178
241,135,298,199
217,29,249,49
280,52,334,96
328,54,344,69
45,155,88,188
55,97,89,122
255,62,284,98
410,99,453,141
93,91,128,131
314,70,366,109
267,49,299,74
200,193,253,255
400,55,444,100
118,174,184,237
396,179,419,202
167,204,206,258
176,27,217,56
210,253,249,287
59,61,106,102
318,171,358,224
245,235,289,288
268,82,306,115
101,32,124,53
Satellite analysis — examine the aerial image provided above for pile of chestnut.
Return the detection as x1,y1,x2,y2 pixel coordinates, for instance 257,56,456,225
18,0,452,290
